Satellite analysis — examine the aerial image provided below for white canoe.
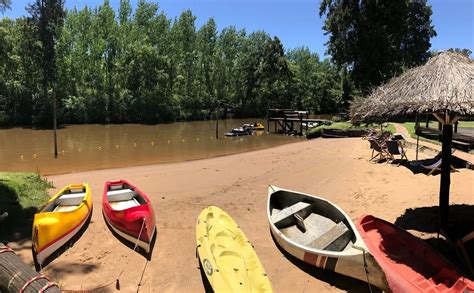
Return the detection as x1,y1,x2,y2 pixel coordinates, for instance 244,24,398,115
267,186,387,290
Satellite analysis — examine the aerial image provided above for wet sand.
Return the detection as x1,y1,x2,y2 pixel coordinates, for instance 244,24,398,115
10,138,474,292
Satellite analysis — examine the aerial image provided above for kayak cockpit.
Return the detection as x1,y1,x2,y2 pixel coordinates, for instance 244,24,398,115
106,185,147,211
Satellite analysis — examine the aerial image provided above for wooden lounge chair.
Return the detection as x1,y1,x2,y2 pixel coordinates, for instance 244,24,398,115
385,140,408,164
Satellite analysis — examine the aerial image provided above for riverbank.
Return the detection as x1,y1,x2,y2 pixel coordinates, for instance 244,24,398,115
7,138,474,292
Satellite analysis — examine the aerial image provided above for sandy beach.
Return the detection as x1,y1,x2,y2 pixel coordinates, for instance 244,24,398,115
9,137,474,292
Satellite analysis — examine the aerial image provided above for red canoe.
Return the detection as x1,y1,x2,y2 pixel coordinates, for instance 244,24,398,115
103,180,156,252
357,215,474,292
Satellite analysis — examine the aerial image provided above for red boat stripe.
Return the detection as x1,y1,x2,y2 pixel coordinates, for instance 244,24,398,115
303,252,319,266
106,217,152,242
318,256,327,268
37,208,91,253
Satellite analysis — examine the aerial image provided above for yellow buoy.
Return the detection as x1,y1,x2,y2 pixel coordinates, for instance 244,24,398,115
182,138,185,143
33,154,37,159
151,141,154,146
98,146,102,150
20,155,24,160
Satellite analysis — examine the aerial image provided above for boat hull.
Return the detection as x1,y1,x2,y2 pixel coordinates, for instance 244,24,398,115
102,180,156,252
196,206,273,292
357,215,474,292
32,183,92,266
267,186,387,290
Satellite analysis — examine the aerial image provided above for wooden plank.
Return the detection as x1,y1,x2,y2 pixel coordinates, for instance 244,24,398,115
271,202,311,227
0,244,61,292
306,222,350,251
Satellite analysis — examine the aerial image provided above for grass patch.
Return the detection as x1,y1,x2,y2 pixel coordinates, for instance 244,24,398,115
307,121,395,138
0,172,53,241
0,172,52,209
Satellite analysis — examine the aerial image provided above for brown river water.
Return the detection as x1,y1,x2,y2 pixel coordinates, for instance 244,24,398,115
0,119,302,175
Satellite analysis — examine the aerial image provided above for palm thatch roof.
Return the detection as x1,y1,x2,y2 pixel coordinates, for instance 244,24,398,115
351,51,474,121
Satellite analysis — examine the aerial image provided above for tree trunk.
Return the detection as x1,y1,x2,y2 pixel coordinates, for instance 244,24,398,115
0,244,61,292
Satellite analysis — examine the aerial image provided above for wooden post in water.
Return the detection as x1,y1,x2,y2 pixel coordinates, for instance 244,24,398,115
266,109,269,132
299,113,303,135
0,244,61,292
215,107,219,140
53,87,58,159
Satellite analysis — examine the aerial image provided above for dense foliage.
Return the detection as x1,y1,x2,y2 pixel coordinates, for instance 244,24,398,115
0,0,350,126
320,0,436,92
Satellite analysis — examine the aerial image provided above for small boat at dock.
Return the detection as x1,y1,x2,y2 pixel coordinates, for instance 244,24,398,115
267,186,387,290
357,215,474,292
103,180,156,253
225,127,253,137
32,183,92,266
242,122,265,131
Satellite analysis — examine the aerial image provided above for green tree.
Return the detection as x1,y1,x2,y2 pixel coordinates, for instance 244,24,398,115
0,0,11,13
320,0,436,92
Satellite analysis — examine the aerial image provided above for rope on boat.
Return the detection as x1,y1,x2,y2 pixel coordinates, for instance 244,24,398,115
352,245,373,293
63,218,148,293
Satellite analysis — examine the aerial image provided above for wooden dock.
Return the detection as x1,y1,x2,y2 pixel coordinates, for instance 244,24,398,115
266,109,330,136
415,116,473,151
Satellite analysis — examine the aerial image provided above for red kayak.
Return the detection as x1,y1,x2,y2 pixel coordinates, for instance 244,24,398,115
357,215,474,292
103,180,156,252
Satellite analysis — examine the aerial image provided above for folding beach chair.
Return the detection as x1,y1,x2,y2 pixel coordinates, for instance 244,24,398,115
421,157,457,175
368,139,389,162
385,140,408,165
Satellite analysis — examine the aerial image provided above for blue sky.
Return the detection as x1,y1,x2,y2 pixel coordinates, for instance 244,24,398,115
2,0,473,58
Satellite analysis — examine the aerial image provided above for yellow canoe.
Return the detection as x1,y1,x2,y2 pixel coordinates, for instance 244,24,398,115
32,183,92,265
196,206,273,293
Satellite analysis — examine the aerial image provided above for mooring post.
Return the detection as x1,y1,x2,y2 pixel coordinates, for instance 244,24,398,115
266,109,270,132
299,113,303,135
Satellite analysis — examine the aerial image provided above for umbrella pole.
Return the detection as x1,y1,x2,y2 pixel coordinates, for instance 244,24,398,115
439,123,453,231
415,115,419,161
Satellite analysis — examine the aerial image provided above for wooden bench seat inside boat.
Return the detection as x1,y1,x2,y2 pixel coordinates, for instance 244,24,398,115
56,192,86,206
271,202,313,228
107,188,141,211
280,213,352,251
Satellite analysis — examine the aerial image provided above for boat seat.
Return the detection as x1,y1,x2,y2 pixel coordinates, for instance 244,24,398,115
272,202,312,228
109,198,140,211
107,189,135,202
306,221,351,251
53,205,78,212
56,193,85,206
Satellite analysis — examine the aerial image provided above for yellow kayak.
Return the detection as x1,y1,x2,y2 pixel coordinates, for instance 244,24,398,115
196,206,273,293
32,183,92,266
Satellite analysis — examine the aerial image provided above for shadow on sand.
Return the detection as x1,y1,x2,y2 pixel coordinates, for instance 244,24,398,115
102,213,157,261
34,209,94,271
197,252,214,293
270,232,381,293
395,205,474,277
0,180,39,243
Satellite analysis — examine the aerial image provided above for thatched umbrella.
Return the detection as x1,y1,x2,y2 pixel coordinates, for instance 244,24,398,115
351,51,474,231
